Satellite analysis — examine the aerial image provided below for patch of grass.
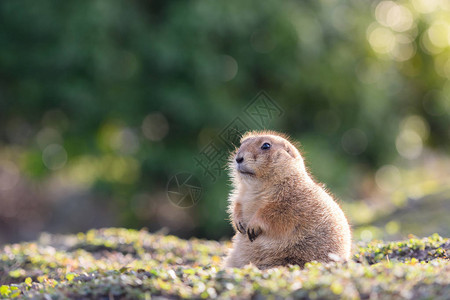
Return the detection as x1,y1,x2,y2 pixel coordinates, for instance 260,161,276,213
0,228,448,299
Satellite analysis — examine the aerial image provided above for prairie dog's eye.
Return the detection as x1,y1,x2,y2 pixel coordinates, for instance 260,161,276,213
261,142,271,150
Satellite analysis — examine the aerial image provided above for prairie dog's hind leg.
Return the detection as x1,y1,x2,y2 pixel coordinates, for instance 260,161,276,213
224,238,252,268
224,248,250,268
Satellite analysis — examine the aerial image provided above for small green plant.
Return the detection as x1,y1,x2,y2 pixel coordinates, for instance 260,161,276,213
0,228,448,299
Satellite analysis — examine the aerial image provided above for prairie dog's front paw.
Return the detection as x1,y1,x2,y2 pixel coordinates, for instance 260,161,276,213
234,219,246,234
246,224,262,242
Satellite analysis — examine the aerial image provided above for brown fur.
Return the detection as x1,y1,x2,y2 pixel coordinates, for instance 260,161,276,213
224,130,351,269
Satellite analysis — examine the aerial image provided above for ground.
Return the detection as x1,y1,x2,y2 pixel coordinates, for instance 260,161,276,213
0,228,449,299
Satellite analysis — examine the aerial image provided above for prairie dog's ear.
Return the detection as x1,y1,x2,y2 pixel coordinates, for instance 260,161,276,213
285,142,300,159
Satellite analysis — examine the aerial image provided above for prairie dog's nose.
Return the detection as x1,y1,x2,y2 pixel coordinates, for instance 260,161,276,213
236,156,244,164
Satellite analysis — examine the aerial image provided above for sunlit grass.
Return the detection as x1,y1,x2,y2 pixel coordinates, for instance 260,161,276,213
0,228,448,299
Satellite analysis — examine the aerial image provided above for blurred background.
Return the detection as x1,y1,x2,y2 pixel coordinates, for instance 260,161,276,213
0,0,449,245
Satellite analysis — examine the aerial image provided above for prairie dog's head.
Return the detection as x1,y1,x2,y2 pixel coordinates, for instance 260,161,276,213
232,131,305,182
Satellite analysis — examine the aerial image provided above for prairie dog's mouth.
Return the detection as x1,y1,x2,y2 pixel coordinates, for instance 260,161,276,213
236,164,255,176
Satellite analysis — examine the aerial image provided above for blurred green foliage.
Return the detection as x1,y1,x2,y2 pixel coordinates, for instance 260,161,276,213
0,0,449,242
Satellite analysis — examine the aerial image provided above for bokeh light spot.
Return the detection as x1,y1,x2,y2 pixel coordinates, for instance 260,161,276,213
427,21,450,49
368,26,396,54
0,160,20,191
375,165,402,192
293,15,323,50
219,55,238,82
112,128,140,155
142,112,169,141
421,27,444,54
42,144,68,170
391,34,416,61
376,2,413,32
385,221,400,235
412,0,440,14
102,155,140,184
360,229,373,242
375,1,396,26
396,130,423,159
400,115,430,141
68,156,100,187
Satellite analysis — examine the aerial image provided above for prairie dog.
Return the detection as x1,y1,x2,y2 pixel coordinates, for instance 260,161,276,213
224,130,351,269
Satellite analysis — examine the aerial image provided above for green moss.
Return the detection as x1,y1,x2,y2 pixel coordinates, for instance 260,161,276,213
0,229,448,299
354,234,449,265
